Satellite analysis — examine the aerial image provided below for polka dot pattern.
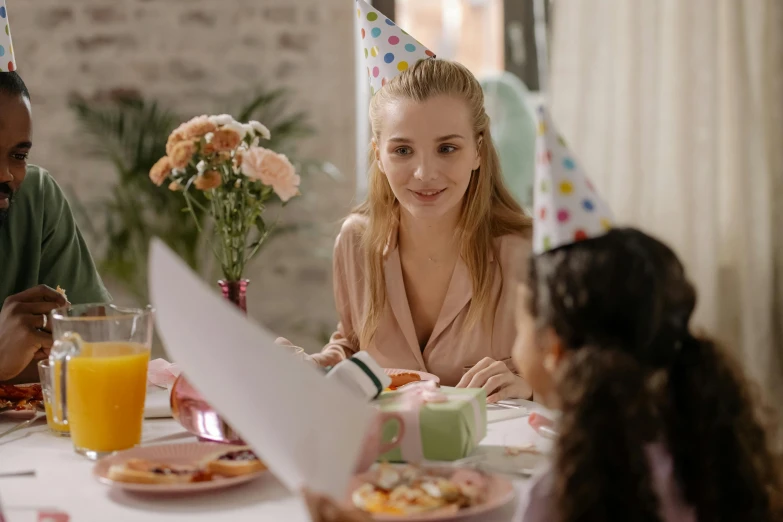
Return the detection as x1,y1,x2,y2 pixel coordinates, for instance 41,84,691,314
0,0,14,73
356,0,434,94
532,105,614,255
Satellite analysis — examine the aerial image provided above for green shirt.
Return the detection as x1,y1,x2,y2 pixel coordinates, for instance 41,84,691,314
0,165,111,306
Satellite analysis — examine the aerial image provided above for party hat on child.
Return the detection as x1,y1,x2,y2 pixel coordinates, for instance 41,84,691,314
533,106,614,254
0,0,16,72
356,0,435,95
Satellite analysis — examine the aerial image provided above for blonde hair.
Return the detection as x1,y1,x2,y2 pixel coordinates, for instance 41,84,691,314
354,59,532,348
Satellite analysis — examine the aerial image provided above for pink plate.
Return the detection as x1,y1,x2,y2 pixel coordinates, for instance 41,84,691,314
384,369,440,384
346,465,515,521
93,442,268,494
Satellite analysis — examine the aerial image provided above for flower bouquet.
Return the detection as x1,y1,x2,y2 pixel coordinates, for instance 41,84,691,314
149,113,300,306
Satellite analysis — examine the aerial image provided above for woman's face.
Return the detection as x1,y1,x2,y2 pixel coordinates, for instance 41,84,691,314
512,284,560,406
373,94,480,222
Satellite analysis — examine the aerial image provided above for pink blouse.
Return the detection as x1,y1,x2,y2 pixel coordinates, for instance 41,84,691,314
319,214,532,387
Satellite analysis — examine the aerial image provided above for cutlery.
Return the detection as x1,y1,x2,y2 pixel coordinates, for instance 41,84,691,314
0,470,35,478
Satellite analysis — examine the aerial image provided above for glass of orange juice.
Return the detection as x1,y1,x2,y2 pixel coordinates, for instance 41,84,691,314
50,304,154,460
37,359,69,436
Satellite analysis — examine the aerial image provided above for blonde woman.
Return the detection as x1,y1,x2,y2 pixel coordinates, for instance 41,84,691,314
302,57,535,402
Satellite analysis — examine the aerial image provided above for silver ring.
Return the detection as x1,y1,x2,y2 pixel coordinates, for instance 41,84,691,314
41,313,47,330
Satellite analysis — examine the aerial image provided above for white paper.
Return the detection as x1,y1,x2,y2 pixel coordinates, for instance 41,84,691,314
148,239,375,498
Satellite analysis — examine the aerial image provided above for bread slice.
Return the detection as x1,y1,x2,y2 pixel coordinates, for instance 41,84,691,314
107,458,213,485
204,446,266,477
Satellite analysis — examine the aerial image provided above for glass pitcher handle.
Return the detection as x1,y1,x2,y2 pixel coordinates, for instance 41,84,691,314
50,333,82,426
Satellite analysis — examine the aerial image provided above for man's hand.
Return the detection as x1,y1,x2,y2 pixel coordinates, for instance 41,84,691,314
0,285,68,381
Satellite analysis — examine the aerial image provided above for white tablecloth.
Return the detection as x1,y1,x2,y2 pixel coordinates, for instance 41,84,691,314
0,402,546,522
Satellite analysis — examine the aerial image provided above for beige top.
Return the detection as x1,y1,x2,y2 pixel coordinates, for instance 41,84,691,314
320,214,532,387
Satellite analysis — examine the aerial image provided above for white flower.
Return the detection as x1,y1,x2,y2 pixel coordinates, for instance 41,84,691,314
208,114,235,126
222,120,249,139
241,123,254,138
249,120,271,140
204,132,214,143
196,160,208,174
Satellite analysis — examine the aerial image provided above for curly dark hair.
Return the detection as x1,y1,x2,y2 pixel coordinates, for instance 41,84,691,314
528,227,783,522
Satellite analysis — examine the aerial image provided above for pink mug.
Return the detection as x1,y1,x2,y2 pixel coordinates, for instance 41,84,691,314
354,411,406,472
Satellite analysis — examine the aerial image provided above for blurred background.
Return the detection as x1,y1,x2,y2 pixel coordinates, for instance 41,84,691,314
8,1,783,405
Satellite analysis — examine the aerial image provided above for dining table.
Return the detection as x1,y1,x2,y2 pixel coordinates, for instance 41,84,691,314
0,387,550,522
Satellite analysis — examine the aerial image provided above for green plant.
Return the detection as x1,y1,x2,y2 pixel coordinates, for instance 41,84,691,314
70,88,335,300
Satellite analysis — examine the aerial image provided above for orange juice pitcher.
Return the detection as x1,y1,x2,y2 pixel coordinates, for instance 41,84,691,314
50,304,154,460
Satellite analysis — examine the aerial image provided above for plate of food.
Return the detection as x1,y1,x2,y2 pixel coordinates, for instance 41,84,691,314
93,443,268,493
347,463,515,520
0,383,44,419
383,369,440,392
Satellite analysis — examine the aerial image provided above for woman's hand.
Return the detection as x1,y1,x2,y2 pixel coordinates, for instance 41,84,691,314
456,357,532,403
303,489,372,522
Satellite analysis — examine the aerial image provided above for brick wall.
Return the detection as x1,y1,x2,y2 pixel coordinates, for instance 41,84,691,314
9,0,358,355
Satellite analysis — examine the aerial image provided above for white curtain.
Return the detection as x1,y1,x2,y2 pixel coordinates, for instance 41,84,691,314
548,0,783,406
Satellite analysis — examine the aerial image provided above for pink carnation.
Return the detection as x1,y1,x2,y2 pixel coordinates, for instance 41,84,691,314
241,147,300,202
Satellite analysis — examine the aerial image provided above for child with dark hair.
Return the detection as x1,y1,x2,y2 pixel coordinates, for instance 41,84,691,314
515,226,783,522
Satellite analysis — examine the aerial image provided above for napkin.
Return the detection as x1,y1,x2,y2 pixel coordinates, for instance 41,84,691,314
147,358,180,388
148,239,375,499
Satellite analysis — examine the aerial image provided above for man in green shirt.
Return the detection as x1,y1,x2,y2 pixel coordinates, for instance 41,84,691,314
0,71,111,383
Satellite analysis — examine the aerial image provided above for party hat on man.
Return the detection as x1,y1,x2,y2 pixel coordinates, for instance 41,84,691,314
356,0,435,95
0,0,16,72
533,106,614,254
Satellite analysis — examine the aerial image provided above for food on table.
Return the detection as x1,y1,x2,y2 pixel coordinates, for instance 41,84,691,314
0,383,42,400
352,464,488,516
0,384,43,412
386,372,422,391
107,458,214,485
203,446,267,476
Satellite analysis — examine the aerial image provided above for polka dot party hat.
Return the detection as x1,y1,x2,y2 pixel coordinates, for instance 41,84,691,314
533,106,614,255
356,0,435,95
0,0,15,72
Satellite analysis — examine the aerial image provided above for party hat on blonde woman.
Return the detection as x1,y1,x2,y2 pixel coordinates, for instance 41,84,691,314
533,106,614,254
0,0,16,72
356,0,435,95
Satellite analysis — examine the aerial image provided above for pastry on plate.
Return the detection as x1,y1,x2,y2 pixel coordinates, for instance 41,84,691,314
203,446,266,477
387,372,422,391
107,458,213,485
